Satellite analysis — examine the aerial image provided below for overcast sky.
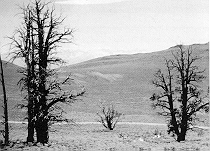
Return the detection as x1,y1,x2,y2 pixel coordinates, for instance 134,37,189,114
0,0,209,65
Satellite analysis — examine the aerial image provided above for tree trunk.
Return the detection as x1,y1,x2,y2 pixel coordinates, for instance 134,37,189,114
0,55,9,145
36,75,49,143
35,16,49,143
171,115,180,136
27,96,34,142
27,122,34,142
27,33,37,142
35,118,49,144
177,111,187,142
177,130,186,142
107,121,113,130
177,116,187,142
178,86,188,142
26,60,34,142
168,95,180,138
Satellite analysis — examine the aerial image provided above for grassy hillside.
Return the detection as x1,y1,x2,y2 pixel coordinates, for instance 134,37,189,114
59,43,209,122
0,43,209,123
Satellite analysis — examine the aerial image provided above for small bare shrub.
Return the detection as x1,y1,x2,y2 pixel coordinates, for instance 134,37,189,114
97,104,122,130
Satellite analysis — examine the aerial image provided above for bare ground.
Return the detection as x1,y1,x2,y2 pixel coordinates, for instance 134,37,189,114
1,122,209,151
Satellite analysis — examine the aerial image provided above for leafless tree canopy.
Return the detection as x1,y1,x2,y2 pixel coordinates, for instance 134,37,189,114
151,45,209,142
8,0,85,144
97,104,122,130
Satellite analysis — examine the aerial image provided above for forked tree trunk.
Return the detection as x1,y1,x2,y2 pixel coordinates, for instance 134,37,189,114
0,55,9,145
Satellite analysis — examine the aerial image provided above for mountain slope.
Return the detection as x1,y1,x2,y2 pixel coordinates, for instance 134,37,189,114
0,60,23,120
0,43,208,122
59,43,209,121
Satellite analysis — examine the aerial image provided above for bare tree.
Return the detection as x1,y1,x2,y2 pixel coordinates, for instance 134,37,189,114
0,55,9,145
97,103,122,130
9,0,85,144
9,5,37,142
150,45,209,142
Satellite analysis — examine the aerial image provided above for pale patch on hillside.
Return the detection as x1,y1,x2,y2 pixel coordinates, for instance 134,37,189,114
88,71,123,82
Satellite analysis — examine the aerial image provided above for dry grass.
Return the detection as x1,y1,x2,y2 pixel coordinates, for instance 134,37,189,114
1,122,209,151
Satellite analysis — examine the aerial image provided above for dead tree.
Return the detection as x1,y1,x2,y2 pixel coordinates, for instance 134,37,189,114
9,5,36,142
9,0,85,144
151,45,209,142
97,104,122,130
0,55,9,145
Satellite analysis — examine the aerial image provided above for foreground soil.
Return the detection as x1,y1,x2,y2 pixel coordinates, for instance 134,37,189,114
0,122,209,151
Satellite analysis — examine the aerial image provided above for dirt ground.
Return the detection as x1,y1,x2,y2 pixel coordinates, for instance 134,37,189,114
1,122,209,151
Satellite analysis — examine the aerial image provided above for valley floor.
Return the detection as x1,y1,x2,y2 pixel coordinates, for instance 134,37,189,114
1,122,209,151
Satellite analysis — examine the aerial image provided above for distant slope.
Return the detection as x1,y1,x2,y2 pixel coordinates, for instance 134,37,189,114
59,43,209,118
0,43,208,122
64,43,208,70
0,60,23,120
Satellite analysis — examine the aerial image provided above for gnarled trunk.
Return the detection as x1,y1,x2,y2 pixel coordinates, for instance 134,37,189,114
35,118,49,144
177,130,186,142
27,100,34,142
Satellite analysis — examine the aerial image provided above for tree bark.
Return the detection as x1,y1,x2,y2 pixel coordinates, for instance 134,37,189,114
0,55,9,145
26,56,34,142
177,129,186,142
35,118,49,144
27,93,34,142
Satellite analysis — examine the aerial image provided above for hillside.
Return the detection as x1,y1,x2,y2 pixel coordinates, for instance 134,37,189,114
0,60,23,120
59,43,209,122
0,43,209,123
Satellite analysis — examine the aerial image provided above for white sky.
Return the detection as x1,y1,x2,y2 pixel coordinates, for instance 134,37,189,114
0,0,209,65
